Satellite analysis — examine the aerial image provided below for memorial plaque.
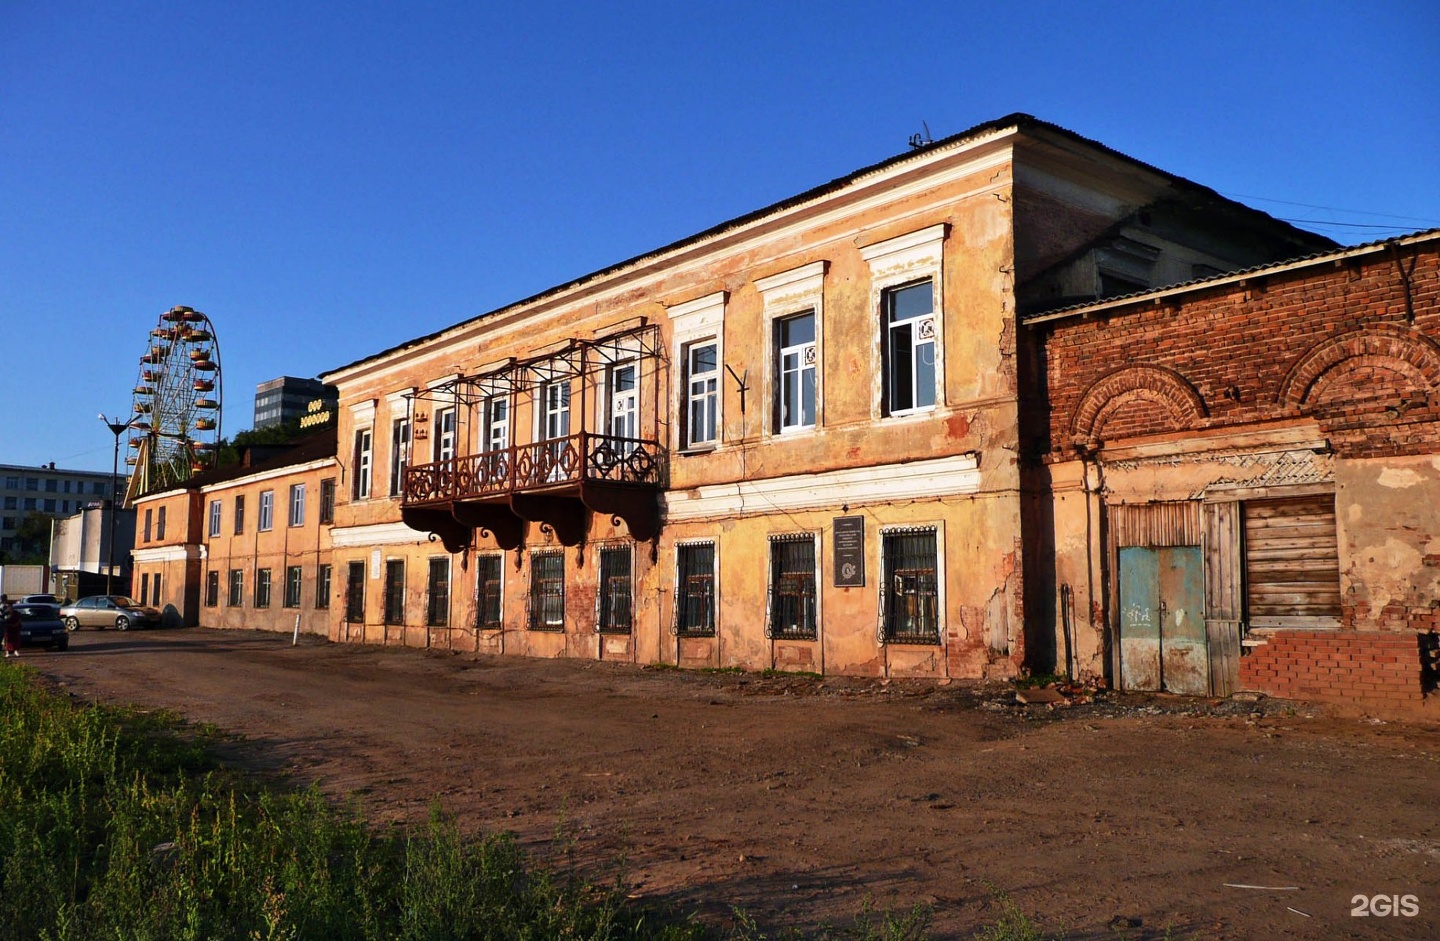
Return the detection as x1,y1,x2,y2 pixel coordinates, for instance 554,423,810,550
833,516,865,588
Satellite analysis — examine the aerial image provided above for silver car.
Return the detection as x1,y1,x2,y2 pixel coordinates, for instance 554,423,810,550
58,595,162,632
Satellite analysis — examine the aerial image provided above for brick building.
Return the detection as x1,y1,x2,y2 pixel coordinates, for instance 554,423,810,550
1026,229,1440,710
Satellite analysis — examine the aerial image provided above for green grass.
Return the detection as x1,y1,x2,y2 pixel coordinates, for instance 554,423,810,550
0,664,989,940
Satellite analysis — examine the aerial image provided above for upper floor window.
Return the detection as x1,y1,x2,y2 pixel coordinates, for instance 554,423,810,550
777,312,816,432
288,483,305,527
883,280,936,415
608,363,638,442
390,417,410,497
258,490,274,532
43,498,56,513
685,342,718,448
143,508,153,542
541,383,570,441
353,428,373,500
44,479,57,492
433,408,456,462
3,476,17,489
208,500,221,537
319,478,336,524
93,481,106,495
25,477,38,491
234,494,245,534
484,397,510,453
156,506,166,540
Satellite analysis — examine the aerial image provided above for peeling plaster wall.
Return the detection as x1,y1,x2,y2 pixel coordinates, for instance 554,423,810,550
1337,454,1440,631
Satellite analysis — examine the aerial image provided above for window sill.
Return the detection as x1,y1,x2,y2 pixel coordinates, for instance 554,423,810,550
528,624,566,633
676,629,717,638
882,634,942,646
678,445,718,457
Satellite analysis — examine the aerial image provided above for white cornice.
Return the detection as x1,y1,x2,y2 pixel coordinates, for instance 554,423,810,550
663,453,981,521
330,521,430,548
132,545,202,563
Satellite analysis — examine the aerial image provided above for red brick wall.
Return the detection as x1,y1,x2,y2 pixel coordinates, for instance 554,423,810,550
1038,244,1440,461
1238,630,1427,708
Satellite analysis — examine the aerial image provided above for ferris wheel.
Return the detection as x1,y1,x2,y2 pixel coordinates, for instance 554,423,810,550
126,305,222,500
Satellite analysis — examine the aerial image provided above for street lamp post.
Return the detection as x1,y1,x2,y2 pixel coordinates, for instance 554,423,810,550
99,414,134,596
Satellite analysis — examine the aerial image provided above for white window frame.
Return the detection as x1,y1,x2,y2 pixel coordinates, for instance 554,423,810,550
607,360,639,443
354,427,373,500
484,395,510,453
669,291,726,451
860,224,947,419
389,416,410,497
207,499,221,537
433,406,457,463
756,261,825,436
258,490,274,532
288,483,306,527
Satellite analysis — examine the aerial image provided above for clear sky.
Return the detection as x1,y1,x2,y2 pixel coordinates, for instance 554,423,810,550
3,1,1437,473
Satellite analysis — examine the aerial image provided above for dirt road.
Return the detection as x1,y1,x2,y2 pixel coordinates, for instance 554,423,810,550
23,628,1440,940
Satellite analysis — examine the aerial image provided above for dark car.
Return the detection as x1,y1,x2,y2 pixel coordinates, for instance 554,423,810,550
13,603,68,650
58,595,162,632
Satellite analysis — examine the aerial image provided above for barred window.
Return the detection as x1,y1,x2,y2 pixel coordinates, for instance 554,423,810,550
283,566,303,608
427,558,450,627
529,552,565,631
316,564,331,609
383,560,405,625
598,546,633,634
475,555,503,628
255,568,272,609
345,561,365,622
228,569,244,607
769,536,817,640
881,529,940,644
675,542,715,637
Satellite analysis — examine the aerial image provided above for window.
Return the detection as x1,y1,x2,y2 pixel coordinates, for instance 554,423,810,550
353,428,373,499
598,545,633,634
228,569,244,607
608,363,638,442
258,490,274,531
528,552,565,631
140,573,149,604
234,494,245,534
93,481,106,495
45,479,57,492
255,568,272,608
426,559,450,627
3,476,16,488
345,561,365,622
675,542,716,636
883,280,936,414
776,312,816,432
541,382,571,482
433,407,456,462
475,555,503,628
1241,494,1341,625
143,508,153,542
23,498,35,511
63,480,71,493
769,535,817,639
24,477,37,490
383,560,405,625
316,564,332,609
284,566,303,608
152,573,162,607
61,500,70,513
484,397,510,453
390,417,410,497
685,342,718,448
212,499,228,539
319,479,336,524
43,498,56,513
881,528,940,644
3,497,14,510
288,484,305,527
205,571,219,607
156,506,166,540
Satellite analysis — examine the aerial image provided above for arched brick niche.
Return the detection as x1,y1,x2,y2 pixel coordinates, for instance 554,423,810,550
1071,366,1208,447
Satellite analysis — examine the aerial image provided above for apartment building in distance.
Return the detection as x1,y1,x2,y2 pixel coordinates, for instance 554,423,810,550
1,462,118,557
254,376,338,430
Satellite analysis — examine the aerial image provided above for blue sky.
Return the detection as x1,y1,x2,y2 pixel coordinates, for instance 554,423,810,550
3,1,1438,473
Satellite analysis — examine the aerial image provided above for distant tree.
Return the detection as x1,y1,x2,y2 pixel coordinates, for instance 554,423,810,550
7,512,55,564
216,420,305,467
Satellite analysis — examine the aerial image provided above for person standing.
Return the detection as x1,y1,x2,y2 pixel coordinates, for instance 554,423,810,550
1,595,20,658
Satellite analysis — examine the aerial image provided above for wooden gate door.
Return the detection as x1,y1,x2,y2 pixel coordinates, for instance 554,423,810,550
1119,546,1208,695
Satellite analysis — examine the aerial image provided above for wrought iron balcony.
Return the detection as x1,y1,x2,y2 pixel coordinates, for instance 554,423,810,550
400,432,666,550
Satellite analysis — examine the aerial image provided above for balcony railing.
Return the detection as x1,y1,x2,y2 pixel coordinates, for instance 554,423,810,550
403,432,665,506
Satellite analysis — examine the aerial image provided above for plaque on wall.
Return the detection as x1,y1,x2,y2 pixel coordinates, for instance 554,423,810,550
833,516,865,588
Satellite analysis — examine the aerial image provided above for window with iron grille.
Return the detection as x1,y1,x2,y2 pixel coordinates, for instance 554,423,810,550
316,564,332,609
319,479,336,524
880,529,940,644
228,569,244,607
475,555,503,628
598,546,633,634
528,552,565,631
383,560,405,625
675,542,715,636
427,558,450,627
345,561,365,622
205,570,219,607
768,536,817,640
284,565,303,608
256,568,272,609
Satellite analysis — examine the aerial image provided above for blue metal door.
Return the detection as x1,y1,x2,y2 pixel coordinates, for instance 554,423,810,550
1119,546,1208,694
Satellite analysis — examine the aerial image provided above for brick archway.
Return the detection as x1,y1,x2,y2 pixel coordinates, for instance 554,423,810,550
1277,324,1440,411
1071,366,1208,446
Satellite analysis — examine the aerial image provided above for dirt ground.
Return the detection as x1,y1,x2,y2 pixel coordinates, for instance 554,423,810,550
20,627,1440,940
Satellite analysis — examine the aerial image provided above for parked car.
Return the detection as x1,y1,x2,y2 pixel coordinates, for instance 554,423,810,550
19,593,60,606
58,595,162,632
13,603,68,650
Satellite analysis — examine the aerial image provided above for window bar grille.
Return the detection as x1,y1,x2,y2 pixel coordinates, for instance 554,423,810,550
880,529,939,644
598,547,633,634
